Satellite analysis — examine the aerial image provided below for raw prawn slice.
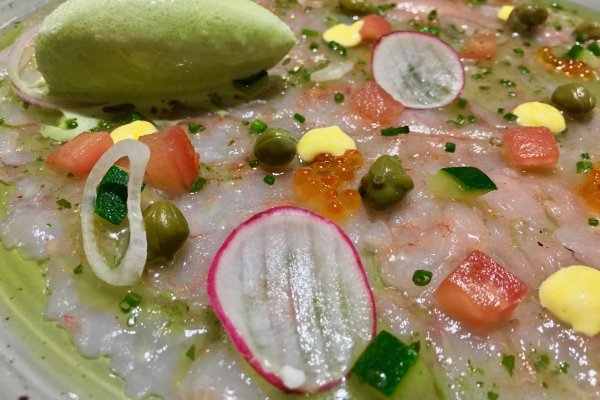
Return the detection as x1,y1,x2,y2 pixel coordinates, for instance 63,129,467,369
207,206,375,393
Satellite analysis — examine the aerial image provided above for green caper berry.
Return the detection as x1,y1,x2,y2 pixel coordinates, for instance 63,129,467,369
253,128,297,167
551,83,597,115
574,21,600,41
359,155,414,211
507,4,549,33
143,201,190,261
338,0,374,15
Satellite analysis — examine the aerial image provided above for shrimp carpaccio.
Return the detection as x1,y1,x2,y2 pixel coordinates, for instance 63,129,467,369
1,0,600,399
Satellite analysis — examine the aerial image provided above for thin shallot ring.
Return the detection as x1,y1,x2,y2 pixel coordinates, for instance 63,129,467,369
81,140,149,286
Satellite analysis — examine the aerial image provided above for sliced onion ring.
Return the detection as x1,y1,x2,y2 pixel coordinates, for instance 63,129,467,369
81,140,150,286
372,31,465,109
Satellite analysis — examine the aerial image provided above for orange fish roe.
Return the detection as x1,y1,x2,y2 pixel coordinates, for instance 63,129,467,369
579,164,600,212
293,149,363,220
537,46,595,80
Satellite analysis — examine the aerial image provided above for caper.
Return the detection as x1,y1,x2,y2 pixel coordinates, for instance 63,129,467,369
507,4,548,34
254,127,297,167
359,155,414,212
551,83,597,115
338,0,374,15
143,201,190,261
574,21,600,41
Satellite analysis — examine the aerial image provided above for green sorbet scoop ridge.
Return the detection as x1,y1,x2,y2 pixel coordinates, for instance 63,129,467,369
35,0,296,101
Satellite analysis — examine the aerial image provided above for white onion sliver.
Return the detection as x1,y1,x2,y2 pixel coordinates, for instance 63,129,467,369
81,140,149,286
310,61,354,83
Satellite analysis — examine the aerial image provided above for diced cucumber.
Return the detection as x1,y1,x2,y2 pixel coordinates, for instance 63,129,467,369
351,331,443,399
351,331,419,396
95,166,144,225
426,166,497,201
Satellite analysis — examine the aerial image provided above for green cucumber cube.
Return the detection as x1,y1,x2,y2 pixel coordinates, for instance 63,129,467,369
351,331,419,397
95,166,144,225
426,166,497,201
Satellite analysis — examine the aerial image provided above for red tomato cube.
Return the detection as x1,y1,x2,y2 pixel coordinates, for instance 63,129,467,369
502,126,559,169
45,131,113,178
139,125,200,193
349,81,404,124
434,250,528,332
359,15,392,42
459,33,497,61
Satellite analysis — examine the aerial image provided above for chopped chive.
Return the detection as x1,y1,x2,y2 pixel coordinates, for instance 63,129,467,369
328,41,347,56
479,85,491,91
497,108,505,114
518,65,530,74
534,353,550,372
565,44,584,59
445,142,456,153
500,79,516,88
513,48,525,57
375,3,395,16
487,392,499,400
412,270,433,286
190,177,207,193
555,361,569,374
263,175,276,185
65,118,78,130
249,160,259,168
56,198,72,209
501,354,515,377
581,153,590,160
309,42,319,51
185,345,196,361
589,218,599,227
428,9,437,21
576,160,593,174
301,28,319,37
448,114,466,127
188,123,206,134
73,264,84,275
457,98,468,108
471,73,483,79
123,111,143,123
576,34,588,43
119,292,142,313
467,114,477,123
250,119,268,134
0,118,4,125
588,42,600,57
334,92,345,104
503,112,518,122
294,113,306,123
228,139,236,146
381,126,410,136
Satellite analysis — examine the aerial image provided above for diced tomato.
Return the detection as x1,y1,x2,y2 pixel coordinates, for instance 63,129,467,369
459,33,497,61
502,126,559,169
349,81,404,124
138,125,200,193
45,131,113,178
359,15,392,42
434,250,528,332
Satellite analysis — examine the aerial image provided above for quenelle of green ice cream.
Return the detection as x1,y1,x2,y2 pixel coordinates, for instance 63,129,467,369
35,0,295,101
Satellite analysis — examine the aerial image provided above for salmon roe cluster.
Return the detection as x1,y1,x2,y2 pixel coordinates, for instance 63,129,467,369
579,165,600,211
293,150,363,221
538,46,595,79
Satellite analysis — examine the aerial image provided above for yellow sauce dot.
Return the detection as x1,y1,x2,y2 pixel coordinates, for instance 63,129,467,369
297,126,356,163
512,102,566,134
323,21,364,48
110,120,157,143
497,5,514,21
539,265,600,337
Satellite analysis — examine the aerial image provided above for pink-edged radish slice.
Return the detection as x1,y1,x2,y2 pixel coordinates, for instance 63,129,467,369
372,31,465,109
207,206,376,393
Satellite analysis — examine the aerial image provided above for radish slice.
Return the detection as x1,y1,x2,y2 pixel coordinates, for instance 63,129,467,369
372,31,465,109
207,206,376,393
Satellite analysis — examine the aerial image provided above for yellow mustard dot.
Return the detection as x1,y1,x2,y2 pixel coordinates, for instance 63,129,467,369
497,5,514,21
110,120,157,143
323,21,364,48
297,126,356,162
512,102,566,134
539,265,600,337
